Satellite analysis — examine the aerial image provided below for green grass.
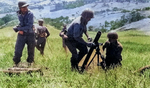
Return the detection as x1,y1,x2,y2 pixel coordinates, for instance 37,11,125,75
0,26,150,88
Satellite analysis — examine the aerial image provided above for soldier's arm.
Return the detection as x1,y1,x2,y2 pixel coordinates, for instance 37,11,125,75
84,29,92,42
59,30,64,37
116,45,123,61
84,29,89,38
17,12,34,33
35,28,40,39
117,42,123,54
73,23,87,45
46,28,50,38
33,25,37,38
102,43,106,51
102,41,109,51
115,42,123,61
118,42,123,53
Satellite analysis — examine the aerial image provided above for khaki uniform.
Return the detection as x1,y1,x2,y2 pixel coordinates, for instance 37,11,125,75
35,26,50,55
103,41,123,69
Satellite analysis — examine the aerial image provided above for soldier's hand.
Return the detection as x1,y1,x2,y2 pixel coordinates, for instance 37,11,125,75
63,35,68,39
19,31,24,35
87,43,95,47
101,55,105,60
88,37,92,42
13,26,18,32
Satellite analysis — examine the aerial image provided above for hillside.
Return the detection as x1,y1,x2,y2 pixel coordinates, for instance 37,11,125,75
0,25,150,87
31,2,150,29
114,18,150,34
1,1,150,30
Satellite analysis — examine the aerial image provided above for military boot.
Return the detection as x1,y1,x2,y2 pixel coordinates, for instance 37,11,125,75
13,62,19,67
28,62,34,67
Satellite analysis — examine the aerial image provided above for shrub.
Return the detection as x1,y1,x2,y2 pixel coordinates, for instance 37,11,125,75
128,11,145,23
109,11,145,30
121,9,130,13
88,26,94,31
0,14,17,26
113,7,120,11
148,15,150,18
143,7,150,11
0,20,5,26
64,0,84,9
100,26,107,33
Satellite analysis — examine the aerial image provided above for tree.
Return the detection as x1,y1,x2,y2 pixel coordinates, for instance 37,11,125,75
0,20,5,26
88,26,94,31
2,14,13,24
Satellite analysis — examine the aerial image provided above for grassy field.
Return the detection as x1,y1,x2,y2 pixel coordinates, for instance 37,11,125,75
0,25,150,88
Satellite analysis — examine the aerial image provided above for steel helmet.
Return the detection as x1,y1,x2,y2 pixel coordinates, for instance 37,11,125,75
18,1,29,8
107,32,118,40
81,10,94,19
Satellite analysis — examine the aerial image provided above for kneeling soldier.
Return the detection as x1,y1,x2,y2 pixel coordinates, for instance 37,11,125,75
102,32,123,69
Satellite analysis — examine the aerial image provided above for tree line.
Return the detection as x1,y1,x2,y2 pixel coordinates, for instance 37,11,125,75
0,14,17,26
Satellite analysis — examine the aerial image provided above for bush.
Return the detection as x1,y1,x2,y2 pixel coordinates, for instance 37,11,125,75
121,9,130,13
88,26,94,31
91,26,107,33
147,15,150,18
113,7,120,11
109,11,145,30
0,14,17,26
129,11,145,23
100,26,107,33
135,9,141,11
0,20,5,26
64,0,84,9
143,7,150,11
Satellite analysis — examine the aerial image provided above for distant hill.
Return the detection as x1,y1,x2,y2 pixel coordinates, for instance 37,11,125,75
1,1,150,31
114,18,150,34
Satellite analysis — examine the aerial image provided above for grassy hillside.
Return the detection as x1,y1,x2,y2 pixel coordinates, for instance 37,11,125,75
0,25,150,88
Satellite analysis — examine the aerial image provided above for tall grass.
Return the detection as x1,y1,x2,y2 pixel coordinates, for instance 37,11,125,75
0,26,150,88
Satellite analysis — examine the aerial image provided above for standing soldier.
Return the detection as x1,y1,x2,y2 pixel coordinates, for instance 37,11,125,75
65,10,94,71
13,1,35,67
59,24,68,52
102,32,123,69
35,19,50,55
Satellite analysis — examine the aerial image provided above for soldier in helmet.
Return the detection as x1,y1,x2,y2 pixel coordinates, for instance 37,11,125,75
12,1,35,67
102,32,123,69
35,19,50,55
64,10,94,71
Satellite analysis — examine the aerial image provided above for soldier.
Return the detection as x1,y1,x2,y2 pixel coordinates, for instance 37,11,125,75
35,19,50,55
65,10,94,71
102,32,123,69
59,24,68,52
13,1,35,67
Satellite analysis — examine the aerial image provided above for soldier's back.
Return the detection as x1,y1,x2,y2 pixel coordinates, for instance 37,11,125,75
37,26,47,37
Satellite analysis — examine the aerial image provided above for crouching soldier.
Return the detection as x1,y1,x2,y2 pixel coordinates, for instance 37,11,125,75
65,10,94,71
102,32,123,69
35,19,50,55
13,1,35,67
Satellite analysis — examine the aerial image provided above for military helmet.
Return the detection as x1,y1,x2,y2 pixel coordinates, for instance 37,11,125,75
18,1,29,8
107,32,118,40
81,9,94,19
